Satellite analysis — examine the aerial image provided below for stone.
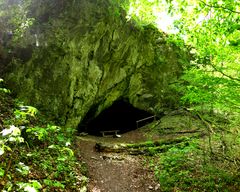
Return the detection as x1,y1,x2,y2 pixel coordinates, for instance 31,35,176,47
149,185,153,190
155,184,160,190
4,0,189,128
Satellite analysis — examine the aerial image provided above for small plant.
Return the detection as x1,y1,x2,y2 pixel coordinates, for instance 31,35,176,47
0,125,25,188
0,79,87,191
0,94,84,191
0,78,11,94
0,125,24,155
16,162,30,176
13,105,38,126
17,180,42,192
43,179,65,189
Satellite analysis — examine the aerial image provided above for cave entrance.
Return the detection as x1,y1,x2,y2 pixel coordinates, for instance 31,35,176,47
78,100,155,136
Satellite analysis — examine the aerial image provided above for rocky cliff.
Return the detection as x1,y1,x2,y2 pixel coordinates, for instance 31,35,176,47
4,0,189,128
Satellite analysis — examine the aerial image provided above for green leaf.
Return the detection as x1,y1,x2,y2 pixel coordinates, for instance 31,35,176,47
61,147,74,157
0,88,11,93
30,180,42,189
0,147,4,156
0,167,5,177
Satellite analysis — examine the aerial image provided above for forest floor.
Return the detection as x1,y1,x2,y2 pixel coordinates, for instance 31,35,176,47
1,87,240,191
75,124,203,192
75,130,161,192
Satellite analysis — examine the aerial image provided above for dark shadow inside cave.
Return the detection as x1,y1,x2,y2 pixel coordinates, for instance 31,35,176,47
78,100,156,136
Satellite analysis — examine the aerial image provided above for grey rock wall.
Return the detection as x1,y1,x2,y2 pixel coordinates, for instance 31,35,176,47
5,0,189,128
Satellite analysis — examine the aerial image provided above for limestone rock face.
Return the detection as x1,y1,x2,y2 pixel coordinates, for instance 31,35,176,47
5,0,189,127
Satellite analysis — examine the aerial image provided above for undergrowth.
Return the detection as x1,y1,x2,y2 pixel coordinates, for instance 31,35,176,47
148,114,240,192
0,79,88,192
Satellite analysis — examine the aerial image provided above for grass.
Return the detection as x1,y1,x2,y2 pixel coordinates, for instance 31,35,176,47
139,110,240,191
148,133,240,191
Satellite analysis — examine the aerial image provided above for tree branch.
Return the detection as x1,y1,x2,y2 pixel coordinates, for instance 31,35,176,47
210,64,240,82
199,0,240,14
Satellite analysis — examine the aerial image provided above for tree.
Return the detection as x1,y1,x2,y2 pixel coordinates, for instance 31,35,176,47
0,0,34,46
120,1,240,172
121,0,240,114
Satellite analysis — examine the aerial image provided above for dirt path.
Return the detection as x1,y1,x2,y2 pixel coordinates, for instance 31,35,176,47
75,130,160,192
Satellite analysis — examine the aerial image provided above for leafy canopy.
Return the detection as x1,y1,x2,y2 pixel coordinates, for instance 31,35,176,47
121,0,240,113
0,0,34,44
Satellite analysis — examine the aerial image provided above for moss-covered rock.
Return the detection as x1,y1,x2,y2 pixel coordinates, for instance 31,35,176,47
4,0,189,128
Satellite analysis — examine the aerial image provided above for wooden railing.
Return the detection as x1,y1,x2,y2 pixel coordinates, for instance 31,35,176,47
136,115,156,128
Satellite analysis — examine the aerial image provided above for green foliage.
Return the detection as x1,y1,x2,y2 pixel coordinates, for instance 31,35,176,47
0,88,11,93
124,0,158,26
123,5,240,178
43,179,65,189
26,124,59,141
0,85,85,191
17,180,42,192
13,106,38,126
168,1,239,116
0,1,239,191
0,167,5,177
16,162,30,176
152,139,240,191
119,0,240,116
0,79,11,94
154,141,198,190
0,0,35,45
0,125,24,155
174,67,240,113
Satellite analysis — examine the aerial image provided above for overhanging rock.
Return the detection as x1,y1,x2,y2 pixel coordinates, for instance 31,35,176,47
79,99,156,135
4,0,189,128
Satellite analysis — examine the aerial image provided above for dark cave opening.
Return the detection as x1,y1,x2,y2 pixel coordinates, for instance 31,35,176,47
78,100,155,136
